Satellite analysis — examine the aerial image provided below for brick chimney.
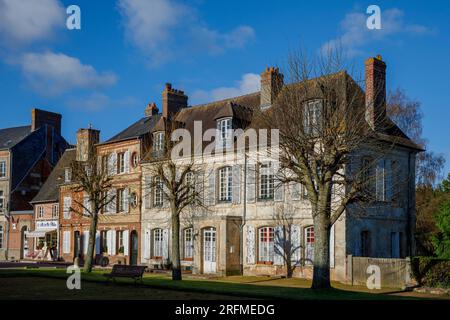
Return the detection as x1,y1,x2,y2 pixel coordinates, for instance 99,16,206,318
260,67,284,108
145,102,159,117
365,55,387,130
31,108,62,135
76,127,100,162
162,83,188,118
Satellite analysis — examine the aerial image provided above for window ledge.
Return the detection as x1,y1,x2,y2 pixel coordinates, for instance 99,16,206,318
257,261,274,265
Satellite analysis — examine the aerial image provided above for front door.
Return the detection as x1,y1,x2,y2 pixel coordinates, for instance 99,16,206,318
130,231,138,265
74,231,81,259
203,227,216,274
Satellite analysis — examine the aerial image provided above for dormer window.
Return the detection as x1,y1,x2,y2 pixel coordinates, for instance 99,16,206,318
153,132,165,151
303,100,323,134
64,168,72,183
217,118,232,149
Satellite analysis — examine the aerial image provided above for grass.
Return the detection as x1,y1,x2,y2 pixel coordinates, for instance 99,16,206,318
0,268,423,300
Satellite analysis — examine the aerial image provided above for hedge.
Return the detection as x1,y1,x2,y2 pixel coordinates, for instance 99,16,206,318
411,256,450,288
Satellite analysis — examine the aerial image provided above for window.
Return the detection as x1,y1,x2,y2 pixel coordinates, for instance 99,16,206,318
63,196,71,219
117,189,125,212
184,228,194,259
0,190,4,211
37,206,44,218
154,177,164,206
217,118,232,148
153,229,163,258
0,161,6,178
391,232,402,258
116,230,124,254
362,157,373,193
154,132,165,151
259,163,274,200
117,152,125,174
303,100,323,134
258,227,274,263
130,192,138,208
131,152,139,168
218,167,232,202
185,172,195,197
100,230,108,253
101,155,108,174
52,204,59,218
0,226,3,248
64,168,72,183
361,230,371,257
305,226,314,265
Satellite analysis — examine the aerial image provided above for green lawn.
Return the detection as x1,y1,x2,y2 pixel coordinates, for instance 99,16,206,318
0,269,423,300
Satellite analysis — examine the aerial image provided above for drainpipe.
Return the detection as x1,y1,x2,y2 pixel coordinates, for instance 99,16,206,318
239,152,247,275
406,151,413,257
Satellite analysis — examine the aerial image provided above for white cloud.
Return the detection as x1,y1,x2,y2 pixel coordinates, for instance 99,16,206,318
191,73,260,105
0,0,65,46
322,8,435,56
16,52,118,95
117,0,255,66
65,92,138,112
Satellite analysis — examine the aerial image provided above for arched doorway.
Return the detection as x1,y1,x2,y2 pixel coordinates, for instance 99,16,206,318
202,227,216,274
21,226,28,259
130,230,138,265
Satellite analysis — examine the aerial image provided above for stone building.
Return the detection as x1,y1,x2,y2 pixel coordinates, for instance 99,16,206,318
139,56,421,281
0,109,68,260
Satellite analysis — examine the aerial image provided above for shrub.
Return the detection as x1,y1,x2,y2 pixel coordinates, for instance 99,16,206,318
411,256,450,288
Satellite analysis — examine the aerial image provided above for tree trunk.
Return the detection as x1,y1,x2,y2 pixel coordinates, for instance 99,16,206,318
84,212,98,273
311,212,331,289
171,203,182,281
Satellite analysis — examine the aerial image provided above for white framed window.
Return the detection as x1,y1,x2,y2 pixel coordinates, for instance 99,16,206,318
37,206,44,218
154,132,165,151
64,168,72,183
154,176,164,206
116,230,124,254
117,152,125,174
0,190,4,211
304,100,323,134
52,204,59,218
0,161,6,178
258,227,274,263
218,167,232,202
131,152,139,168
185,172,195,196
217,118,232,148
184,228,193,259
304,226,314,265
153,229,163,258
117,189,125,212
259,163,274,200
63,196,71,219
0,226,3,249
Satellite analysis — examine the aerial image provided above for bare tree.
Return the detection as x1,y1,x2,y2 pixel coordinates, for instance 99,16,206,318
255,47,394,288
143,116,205,281
69,145,114,272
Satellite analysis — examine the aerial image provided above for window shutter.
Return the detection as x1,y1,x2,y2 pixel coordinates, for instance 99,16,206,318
274,179,284,202
108,189,117,213
330,224,335,268
124,188,130,213
144,175,152,209
143,228,151,260
97,156,102,174
111,230,116,255
385,159,393,202
162,229,169,259
83,194,89,216
95,231,100,254
83,231,89,254
63,231,70,254
124,150,130,173
107,154,114,175
291,182,301,200
376,159,385,201
106,230,112,255
162,183,170,208
232,165,241,204
123,230,129,256
246,164,256,203
206,168,215,206
246,225,256,264
63,197,71,219
291,225,301,264
274,226,284,265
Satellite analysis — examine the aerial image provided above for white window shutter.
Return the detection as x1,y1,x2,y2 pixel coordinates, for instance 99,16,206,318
385,159,393,202
106,230,112,255
63,231,70,253
124,188,130,213
376,159,385,201
143,228,151,260
83,194,89,216
274,226,284,265
97,156,102,174
123,230,129,256
111,230,116,255
83,230,89,254
207,168,215,206
246,225,256,264
232,165,241,204
162,183,169,208
246,164,256,203
330,224,335,268
144,175,152,209
107,189,117,213
162,229,169,259
124,150,130,173
63,197,71,219
291,225,301,264
291,182,301,200
95,231,100,254
274,179,284,202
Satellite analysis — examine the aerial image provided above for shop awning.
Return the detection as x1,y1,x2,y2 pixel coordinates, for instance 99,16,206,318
25,228,57,238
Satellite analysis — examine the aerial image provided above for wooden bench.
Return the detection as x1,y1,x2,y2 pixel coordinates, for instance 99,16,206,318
104,265,147,284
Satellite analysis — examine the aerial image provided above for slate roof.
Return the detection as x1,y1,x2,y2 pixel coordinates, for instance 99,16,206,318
31,149,76,203
102,115,162,144
0,125,31,150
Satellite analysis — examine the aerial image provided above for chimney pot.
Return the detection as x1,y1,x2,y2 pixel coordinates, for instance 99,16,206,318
260,66,284,107
365,55,387,130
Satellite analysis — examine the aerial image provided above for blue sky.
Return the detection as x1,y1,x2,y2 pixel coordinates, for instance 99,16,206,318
0,0,449,175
